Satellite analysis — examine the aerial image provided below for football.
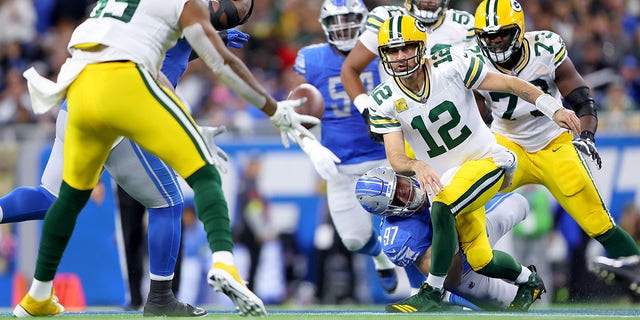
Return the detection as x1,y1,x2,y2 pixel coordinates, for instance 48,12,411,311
287,83,325,129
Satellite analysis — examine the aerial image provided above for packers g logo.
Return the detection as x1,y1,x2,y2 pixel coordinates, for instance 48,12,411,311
415,20,426,33
395,99,408,113
510,0,522,12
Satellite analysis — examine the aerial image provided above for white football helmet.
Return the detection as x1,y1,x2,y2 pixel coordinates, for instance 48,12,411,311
355,167,427,217
319,0,368,52
405,0,449,25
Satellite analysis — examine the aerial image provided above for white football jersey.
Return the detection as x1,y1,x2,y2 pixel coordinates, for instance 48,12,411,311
68,0,186,78
473,31,568,152
368,47,496,177
360,6,476,56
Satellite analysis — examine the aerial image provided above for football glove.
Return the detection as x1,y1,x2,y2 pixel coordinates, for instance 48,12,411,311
361,108,384,144
296,136,341,180
572,130,602,169
270,97,320,148
200,125,230,174
218,29,250,49
491,145,517,191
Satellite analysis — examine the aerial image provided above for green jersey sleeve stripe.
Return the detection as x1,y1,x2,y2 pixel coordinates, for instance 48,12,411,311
464,57,483,88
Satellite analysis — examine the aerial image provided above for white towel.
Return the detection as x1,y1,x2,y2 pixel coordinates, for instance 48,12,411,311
22,58,88,114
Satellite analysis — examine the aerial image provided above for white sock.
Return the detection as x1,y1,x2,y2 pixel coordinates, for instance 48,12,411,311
149,273,173,281
372,252,396,270
212,251,234,266
425,273,445,290
28,279,53,301
515,266,532,284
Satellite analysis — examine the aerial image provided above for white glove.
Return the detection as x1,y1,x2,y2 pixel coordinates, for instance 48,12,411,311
298,136,341,180
270,98,321,148
199,125,230,174
491,145,517,191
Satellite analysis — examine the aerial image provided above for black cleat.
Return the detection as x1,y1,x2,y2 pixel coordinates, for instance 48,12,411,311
143,279,207,317
591,255,640,295
143,299,206,317
377,268,399,294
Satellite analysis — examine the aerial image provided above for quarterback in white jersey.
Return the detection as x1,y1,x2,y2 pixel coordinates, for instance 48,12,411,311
15,0,318,317
473,0,640,288
342,0,475,116
366,15,579,312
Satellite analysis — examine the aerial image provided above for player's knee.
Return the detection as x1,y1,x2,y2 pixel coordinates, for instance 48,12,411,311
464,245,493,271
342,237,368,252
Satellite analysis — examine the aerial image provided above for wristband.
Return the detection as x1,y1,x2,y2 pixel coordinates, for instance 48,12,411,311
353,93,369,114
535,93,563,120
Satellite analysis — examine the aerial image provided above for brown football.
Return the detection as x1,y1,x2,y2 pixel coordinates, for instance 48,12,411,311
287,83,325,129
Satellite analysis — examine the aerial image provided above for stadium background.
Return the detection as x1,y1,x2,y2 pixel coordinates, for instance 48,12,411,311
0,0,639,310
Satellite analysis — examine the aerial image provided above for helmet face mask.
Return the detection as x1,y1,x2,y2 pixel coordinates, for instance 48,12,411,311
404,0,449,24
355,167,428,217
474,0,525,64
377,15,427,78
319,0,368,52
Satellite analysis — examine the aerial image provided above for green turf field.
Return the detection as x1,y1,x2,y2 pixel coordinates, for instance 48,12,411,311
1,304,639,319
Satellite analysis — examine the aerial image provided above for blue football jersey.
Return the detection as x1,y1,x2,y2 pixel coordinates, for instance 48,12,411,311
293,43,386,165
380,210,433,267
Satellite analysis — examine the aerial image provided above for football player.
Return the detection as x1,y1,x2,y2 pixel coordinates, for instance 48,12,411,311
472,0,640,288
289,0,427,295
366,15,579,312
341,0,476,129
355,167,540,311
8,0,312,317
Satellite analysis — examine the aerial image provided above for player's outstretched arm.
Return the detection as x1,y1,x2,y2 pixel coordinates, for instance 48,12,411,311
478,72,581,134
178,0,319,147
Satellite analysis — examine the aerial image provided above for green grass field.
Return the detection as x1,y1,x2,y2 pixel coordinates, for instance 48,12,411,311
1,304,639,319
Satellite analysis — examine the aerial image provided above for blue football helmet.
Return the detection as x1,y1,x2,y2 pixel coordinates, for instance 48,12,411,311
355,167,427,217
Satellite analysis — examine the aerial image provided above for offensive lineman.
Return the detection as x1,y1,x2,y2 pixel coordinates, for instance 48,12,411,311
472,0,640,287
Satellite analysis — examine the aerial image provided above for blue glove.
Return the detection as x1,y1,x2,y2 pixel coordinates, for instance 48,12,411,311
218,29,250,49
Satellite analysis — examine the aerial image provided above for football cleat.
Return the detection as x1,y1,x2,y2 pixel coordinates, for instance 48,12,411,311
377,268,399,294
13,290,65,317
508,265,546,312
143,279,207,317
208,262,267,316
591,255,640,295
385,282,443,313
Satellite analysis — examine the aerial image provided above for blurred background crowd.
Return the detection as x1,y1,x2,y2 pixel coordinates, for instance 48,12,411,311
0,0,639,310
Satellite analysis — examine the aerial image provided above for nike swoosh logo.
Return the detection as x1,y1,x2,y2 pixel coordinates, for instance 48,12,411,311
552,146,562,152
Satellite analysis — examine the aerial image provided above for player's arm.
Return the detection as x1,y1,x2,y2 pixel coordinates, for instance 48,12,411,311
555,58,598,134
341,40,378,113
555,57,602,168
179,0,274,113
179,0,319,146
477,71,581,134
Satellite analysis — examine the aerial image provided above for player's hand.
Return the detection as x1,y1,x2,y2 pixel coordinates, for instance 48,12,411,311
412,161,442,196
361,108,384,144
270,98,320,148
218,29,250,49
572,130,602,169
199,125,230,173
491,145,517,191
553,109,581,134
296,136,341,180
